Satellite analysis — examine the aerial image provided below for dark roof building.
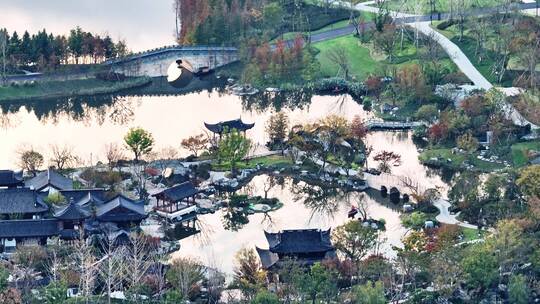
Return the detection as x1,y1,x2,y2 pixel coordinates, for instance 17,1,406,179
25,169,73,192
59,189,107,205
0,170,24,188
204,118,255,134
152,182,199,203
256,229,336,270
0,187,49,216
54,199,91,221
0,219,59,239
96,195,146,223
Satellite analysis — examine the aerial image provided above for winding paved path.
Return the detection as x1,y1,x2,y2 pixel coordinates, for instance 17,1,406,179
349,1,539,129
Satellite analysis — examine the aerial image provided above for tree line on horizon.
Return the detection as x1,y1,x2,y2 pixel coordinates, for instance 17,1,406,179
0,26,129,73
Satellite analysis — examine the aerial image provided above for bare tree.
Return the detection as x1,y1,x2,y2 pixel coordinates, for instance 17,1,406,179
104,143,125,171
49,144,80,170
126,233,154,301
99,235,127,304
166,258,206,299
326,48,350,79
72,232,98,303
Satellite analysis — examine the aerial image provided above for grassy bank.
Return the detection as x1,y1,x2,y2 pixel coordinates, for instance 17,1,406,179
381,0,502,14
212,154,293,171
313,33,457,81
419,148,505,172
511,141,540,166
0,76,152,102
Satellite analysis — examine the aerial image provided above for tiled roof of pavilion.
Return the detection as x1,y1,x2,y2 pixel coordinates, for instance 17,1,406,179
264,229,334,254
96,195,146,222
152,181,199,203
204,118,255,134
54,199,91,221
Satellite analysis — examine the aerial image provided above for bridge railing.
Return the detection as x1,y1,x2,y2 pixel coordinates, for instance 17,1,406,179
104,45,238,65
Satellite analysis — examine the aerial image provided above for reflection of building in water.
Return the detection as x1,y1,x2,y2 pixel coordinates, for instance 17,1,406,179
256,229,336,273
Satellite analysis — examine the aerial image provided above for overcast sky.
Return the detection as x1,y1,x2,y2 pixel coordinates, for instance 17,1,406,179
0,0,177,51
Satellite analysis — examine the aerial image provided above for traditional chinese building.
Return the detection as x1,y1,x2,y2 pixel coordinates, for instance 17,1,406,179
153,181,199,218
0,170,24,189
256,229,336,271
25,168,74,193
0,187,49,220
0,174,147,253
204,118,255,138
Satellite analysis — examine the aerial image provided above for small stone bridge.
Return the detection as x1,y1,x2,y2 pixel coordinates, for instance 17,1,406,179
104,45,239,77
366,120,426,130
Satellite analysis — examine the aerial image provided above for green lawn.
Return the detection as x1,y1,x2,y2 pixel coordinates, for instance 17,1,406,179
382,0,504,14
273,13,375,42
432,19,540,87
461,227,486,242
511,141,540,167
419,148,505,172
313,33,457,83
0,77,151,102
314,35,384,80
211,154,293,171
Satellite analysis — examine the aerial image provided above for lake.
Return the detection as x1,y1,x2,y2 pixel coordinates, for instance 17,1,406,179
175,174,409,275
0,89,449,276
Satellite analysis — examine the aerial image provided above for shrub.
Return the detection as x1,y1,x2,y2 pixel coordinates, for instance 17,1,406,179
436,20,455,30
80,168,123,188
195,163,211,180
44,192,66,205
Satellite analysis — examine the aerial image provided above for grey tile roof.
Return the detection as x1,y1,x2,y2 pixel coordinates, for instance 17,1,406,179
0,187,49,214
0,219,59,238
0,170,24,187
96,195,146,222
53,200,91,220
25,169,73,191
204,118,255,134
255,247,279,269
59,189,106,205
152,182,199,202
265,229,334,254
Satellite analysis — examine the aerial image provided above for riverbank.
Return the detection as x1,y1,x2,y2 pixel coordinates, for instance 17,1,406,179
0,76,152,102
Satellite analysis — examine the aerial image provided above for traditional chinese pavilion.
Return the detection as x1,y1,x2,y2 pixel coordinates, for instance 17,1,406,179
256,229,336,271
204,118,255,138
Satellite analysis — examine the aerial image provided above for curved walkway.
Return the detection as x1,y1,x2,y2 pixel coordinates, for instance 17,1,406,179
351,2,538,129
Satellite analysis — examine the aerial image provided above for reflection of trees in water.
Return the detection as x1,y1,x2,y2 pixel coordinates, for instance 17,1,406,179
240,89,313,113
290,181,354,221
0,108,19,129
0,94,137,128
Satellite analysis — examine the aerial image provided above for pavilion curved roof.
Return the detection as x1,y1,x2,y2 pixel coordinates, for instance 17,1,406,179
264,229,334,254
204,118,255,134
54,200,90,221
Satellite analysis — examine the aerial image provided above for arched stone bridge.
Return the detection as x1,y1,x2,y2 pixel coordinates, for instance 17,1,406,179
104,45,239,77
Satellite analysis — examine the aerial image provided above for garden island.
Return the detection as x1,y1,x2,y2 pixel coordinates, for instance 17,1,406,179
0,0,539,303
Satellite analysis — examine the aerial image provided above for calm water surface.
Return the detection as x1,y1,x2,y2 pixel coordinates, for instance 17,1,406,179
175,174,408,275
0,91,449,275
0,93,364,168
